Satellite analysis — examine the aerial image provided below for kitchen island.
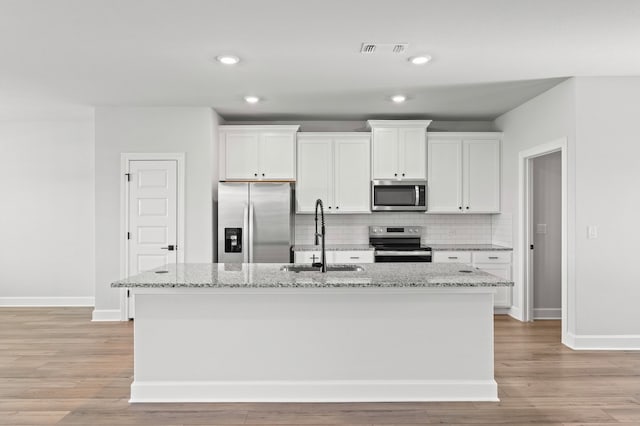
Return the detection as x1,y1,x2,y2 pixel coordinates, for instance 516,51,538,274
112,263,513,403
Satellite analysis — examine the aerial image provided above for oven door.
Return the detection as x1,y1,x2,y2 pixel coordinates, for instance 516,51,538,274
374,250,432,262
371,180,427,211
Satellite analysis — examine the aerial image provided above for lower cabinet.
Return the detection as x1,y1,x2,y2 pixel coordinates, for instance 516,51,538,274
433,250,512,309
294,250,374,264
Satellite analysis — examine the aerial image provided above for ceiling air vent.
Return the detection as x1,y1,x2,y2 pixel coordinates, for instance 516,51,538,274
360,42,408,54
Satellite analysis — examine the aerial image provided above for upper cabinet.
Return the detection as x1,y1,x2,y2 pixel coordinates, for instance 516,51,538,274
219,125,300,181
427,132,501,213
296,133,371,213
367,120,431,180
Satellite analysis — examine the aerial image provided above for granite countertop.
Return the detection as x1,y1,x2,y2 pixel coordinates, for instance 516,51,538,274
293,244,374,252
428,244,513,251
111,263,513,289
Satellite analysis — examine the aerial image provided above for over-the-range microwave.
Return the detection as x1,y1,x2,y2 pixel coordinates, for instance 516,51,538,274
371,180,427,211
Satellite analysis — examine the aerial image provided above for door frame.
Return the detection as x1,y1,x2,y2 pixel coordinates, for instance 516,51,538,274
119,153,186,320
518,138,568,343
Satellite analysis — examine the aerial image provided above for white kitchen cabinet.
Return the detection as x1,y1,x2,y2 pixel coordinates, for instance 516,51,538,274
219,125,299,181
296,133,371,214
368,120,431,180
294,250,374,264
433,251,472,264
428,132,501,213
472,251,512,309
432,249,512,309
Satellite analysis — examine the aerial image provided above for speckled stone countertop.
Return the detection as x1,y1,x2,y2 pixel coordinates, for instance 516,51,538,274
293,244,374,252
111,263,513,289
428,244,513,251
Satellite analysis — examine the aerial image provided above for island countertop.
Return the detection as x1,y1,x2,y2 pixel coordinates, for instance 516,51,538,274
111,263,513,289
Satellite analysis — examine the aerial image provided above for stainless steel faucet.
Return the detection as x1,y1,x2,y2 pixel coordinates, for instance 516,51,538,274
313,199,327,272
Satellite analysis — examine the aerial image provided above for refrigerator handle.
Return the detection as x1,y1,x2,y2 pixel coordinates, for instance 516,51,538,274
248,202,255,263
242,204,249,263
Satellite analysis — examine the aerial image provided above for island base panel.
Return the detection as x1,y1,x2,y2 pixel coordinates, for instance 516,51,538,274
131,290,497,402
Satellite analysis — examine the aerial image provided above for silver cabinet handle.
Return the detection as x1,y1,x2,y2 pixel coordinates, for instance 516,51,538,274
448,256,458,259
489,256,499,259
349,256,360,259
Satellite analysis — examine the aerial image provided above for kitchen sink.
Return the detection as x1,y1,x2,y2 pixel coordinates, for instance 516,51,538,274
280,264,365,273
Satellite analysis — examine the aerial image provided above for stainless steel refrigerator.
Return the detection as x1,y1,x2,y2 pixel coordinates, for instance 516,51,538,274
217,182,294,263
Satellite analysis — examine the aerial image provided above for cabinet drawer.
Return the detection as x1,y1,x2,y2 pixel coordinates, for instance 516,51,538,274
333,251,374,264
294,251,322,264
472,251,512,264
433,251,472,263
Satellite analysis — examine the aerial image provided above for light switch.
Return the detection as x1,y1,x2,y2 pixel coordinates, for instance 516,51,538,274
536,224,547,234
587,225,598,239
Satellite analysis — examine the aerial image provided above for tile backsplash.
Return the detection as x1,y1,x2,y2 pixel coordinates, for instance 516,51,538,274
294,213,501,245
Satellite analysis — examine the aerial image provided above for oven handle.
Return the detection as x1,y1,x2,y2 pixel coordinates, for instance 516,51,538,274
375,250,432,256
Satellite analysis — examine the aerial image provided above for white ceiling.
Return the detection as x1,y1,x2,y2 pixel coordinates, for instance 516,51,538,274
1,0,639,120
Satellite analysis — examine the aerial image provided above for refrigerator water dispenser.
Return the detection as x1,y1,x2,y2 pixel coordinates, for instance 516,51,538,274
224,228,242,253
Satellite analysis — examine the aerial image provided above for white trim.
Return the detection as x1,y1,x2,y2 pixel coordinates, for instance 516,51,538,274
218,125,300,132
130,379,498,403
91,309,122,321
0,297,94,307
565,333,640,350
367,120,432,129
494,307,511,315
533,308,561,320
427,131,503,138
120,153,186,321
518,138,569,345
507,305,522,321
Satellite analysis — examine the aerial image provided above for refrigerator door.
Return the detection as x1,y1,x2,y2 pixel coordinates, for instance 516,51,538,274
249,183,293,263
218,183,249,263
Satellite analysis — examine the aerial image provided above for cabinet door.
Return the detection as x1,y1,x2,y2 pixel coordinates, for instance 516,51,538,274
333,137,371,213
399,127,426,179
372,128,399,179
333,250,374,264
475,263,512,308
432,251,472,264
463,139,500,213
428,139,462,212
259,133,296,180
294,251,322,264
224,132,259,179
296,137,333,213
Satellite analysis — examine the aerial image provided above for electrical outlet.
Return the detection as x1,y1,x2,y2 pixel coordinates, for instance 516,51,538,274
587,225,598,239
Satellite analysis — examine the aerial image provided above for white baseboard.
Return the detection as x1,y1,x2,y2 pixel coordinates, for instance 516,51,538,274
494,307,511,315
534,308,561,320
91,309,122,321
507,305,523,321
130,379,499,403
565,332,640,350
0,297,94,307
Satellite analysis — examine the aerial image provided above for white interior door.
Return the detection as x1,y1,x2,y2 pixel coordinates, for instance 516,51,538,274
127,160,178,317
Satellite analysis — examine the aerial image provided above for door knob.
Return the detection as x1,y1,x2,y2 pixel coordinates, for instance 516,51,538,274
161,245,176,251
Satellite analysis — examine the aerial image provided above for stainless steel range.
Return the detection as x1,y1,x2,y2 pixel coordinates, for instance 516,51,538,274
369,226,432,262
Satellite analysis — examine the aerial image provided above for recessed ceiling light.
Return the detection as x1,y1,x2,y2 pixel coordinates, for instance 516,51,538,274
391,95,406,103
244,95,260,104
216,55,240,65
409,55,432,65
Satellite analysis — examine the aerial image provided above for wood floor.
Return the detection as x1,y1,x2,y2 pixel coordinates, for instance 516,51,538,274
0,308,639,425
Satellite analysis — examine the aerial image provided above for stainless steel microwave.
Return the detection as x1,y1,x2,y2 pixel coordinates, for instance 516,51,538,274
371,180,427,211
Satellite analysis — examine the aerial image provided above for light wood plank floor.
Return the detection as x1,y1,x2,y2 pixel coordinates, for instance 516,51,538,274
0,308,638,425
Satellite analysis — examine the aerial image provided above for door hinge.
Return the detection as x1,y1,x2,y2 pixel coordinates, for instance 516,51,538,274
530,244,534,250
125,173,131,182
127,232,131,240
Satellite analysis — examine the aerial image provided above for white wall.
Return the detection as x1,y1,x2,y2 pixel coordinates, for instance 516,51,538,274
532,151,562,318
0,115,95,305
573,77,640,338
494,78,577,324
496,76,640,348
94,107,215,317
